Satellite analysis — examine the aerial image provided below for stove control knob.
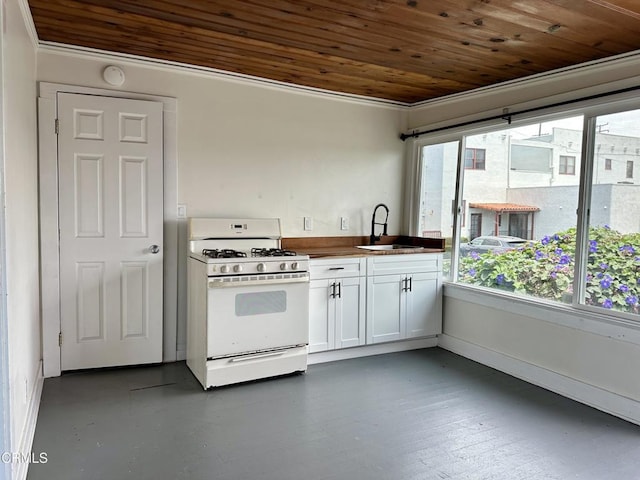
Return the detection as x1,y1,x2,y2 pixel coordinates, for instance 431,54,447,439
233,265,243,273
280,263,289,271
257,263,267,272
220,265,230,274
291,262,299,270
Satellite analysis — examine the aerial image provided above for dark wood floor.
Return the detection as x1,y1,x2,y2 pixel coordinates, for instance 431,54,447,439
29,348,640,480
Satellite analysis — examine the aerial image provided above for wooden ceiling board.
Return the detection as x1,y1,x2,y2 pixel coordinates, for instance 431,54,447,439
28,0,640,103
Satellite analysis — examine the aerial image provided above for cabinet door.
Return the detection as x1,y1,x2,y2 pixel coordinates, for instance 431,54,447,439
405,272,442,338
309,279,334,352
335,276,365,349
366,274,403,344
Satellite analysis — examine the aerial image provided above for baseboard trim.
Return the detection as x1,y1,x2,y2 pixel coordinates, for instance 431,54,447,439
308,337,438,365
14,361,44,480
438,334,640,426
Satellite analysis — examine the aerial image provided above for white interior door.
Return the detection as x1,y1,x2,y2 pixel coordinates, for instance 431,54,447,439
58,92,164,370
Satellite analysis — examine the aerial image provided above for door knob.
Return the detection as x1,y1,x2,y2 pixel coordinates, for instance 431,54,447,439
149,244,160,254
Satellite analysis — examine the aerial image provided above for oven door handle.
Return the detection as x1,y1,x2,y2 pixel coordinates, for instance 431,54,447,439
208,274,309,288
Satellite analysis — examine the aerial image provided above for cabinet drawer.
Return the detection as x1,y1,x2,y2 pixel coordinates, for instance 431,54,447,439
310,257,365,279
367,253,441,276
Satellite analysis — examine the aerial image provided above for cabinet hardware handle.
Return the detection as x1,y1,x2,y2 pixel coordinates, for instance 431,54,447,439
401,277,407,292
328,267,345,271
337,282,342,298
409,276,413,292
330,282,336,298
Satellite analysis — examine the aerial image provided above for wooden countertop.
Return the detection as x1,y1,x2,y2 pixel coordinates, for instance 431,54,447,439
282,235,445,259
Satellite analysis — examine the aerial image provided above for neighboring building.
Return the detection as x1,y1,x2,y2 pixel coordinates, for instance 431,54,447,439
420,127,640,240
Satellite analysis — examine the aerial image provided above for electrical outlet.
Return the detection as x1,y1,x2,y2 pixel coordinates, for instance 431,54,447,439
340,217,349,230
177,204,187,219
304,217,313,231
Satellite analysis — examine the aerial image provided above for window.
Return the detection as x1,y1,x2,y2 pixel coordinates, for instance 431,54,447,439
465,148,485,170
417,141,460,278
457,117,582,304
413,98,640,322
559,155,576,175
585,110,640,316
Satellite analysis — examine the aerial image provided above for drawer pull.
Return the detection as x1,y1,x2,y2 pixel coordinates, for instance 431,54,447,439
328,267,345,271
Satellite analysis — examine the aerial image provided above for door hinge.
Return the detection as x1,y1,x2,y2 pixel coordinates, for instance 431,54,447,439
58,332,63,346
55,118,59,135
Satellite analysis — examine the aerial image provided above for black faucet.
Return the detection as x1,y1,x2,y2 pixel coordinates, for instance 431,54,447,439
369,203,389,245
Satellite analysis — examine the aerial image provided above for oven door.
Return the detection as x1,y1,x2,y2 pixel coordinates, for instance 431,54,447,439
206,277,309,358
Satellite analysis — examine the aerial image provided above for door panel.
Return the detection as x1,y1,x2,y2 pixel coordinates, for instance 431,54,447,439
309,279,334,352
58,92,164,370
367,274,403,344
405,272,441,338
335,277,365,349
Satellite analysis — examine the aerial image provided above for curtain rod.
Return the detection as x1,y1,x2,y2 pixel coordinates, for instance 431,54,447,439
399,84,640,141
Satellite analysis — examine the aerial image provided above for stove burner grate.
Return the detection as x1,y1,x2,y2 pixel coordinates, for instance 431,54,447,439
251,248,297,257
202,249,247,259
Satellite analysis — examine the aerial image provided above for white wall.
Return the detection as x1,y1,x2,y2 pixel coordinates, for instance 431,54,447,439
36,49,408,359
3,0,42,477
36,51,407,237
410,55,640,422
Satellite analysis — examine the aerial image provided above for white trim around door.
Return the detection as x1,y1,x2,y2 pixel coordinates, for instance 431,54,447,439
38,82,178,377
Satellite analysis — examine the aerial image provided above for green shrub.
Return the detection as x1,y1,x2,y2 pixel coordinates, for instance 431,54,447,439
459,226,640,314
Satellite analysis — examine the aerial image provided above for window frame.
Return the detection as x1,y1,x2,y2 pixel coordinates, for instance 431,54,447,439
464,147,486,170
559,155,576,175
407,90,640,328
626,160,634,179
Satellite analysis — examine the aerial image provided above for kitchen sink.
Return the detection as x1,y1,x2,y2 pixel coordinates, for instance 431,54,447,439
356,244,425,251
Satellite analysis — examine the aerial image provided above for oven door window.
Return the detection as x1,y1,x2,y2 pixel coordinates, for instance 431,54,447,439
235,290,286,316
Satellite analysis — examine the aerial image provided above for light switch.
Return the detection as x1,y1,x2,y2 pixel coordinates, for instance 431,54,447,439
304,217,313,231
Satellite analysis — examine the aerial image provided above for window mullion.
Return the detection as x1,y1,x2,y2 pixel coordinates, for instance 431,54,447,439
573,116,598,309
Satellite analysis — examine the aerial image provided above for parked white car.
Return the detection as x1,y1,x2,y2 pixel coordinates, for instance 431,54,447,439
460,235,528,256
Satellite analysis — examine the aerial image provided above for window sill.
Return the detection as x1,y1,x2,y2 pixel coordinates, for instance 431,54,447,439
443,282,640,346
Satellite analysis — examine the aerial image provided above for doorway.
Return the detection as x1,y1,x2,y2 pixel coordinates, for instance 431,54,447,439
38,83,178,377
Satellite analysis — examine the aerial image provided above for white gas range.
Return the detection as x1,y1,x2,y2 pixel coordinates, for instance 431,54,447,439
186,218,310,389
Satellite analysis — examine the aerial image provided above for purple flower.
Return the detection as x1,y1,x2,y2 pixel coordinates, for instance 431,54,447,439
468,268,476,277
619,245,637,255
596,272,604,279
589,240,598,253
470,251,480,260
626,295,638,306
550,271,557,279
602,298,613,309
541,236,550,246
604,224,611,230
600,275,612,289
559,254,571,265
555,248,563,255
496,274,505,285
535,250,545,260
553,234,560,241
599,263,608,270
618,284,629,293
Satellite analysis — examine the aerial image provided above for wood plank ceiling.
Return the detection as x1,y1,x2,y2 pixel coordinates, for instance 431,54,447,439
28,0,640,104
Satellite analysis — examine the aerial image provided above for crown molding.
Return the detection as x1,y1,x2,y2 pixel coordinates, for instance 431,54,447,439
17,0,38,49
410,49,640,111
38,42,410,110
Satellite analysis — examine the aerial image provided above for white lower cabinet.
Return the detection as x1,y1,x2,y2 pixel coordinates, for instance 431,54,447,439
366,254,442,344
309,258,366,353
309,253,442,353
